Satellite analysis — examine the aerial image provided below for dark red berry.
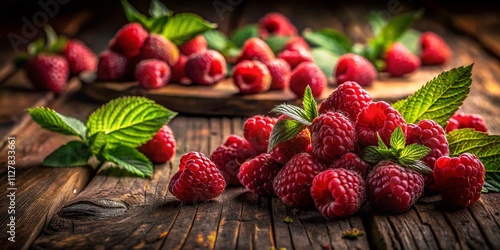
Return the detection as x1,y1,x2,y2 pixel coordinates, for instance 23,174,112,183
238,153,283,196
138,125,176,163
243,115,277,153
330,152,372,178
232,60,271,94
446,113,488,133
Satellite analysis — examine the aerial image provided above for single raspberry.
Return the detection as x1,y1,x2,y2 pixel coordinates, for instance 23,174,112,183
140,34,179,67
134,59,171,89
310,169,366,218
258,12,297,39
356,101,407,147
384,42,420,77
310,112,357,163
318,81,373,123
420,31,452,65
283,36,310,52
445,113,488,133
366,161,424,213
289,62,326,98
243,115,277,153
25,54,69,94
185,50,227,85
238,153,283,196
273,152,327,207
62,39,97,75
210,135,257,185
278,47,313,69
179,35,207,56
96,50,128,81
406,120,449,190
138,125,176,163
330,152,372,178
169,152,226,202
170,54,191,85
265,58,291,90
335,53,376,87
236,38,275,64
109,22,148,58
434,153,485,208
270,116,311,164
232,60,271,94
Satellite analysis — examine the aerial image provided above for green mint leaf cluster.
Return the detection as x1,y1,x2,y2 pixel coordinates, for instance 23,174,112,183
28,96,177,178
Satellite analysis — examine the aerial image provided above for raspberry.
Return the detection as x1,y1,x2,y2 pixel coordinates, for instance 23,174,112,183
109,23,148,58
25,54,69,94
384,42,420,77
356,101,407,147
185,50,227,85
243,115,277,153
140,34,179,67
310,112,357,163
238,153,283,196
169,152,226,202
445,113,488,133
330,152,372,178
434,153,485,208
335,53,376,87
289,62,326,98
170,54,191,85
283,36,310,52
318,81,373,123
138,125,176,163
420,32,452,65
210,135,257,185
232,60,271,94
265,58,291,90
310,169,366,218
273,152,327,207
236,38,275,64
278,47,313,69
134,59,171,89
179,35,207,56
406,120,449,190
96,50,128,81
62,39,97,75
258,12,297,39
270,116,311,164
366,161,424,213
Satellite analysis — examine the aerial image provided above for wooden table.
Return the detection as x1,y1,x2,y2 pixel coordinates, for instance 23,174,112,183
1,1,499,249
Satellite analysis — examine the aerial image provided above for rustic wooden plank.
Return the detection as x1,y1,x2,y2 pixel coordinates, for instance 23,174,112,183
324,214,371,249
237,193,274,250
468,194,500,249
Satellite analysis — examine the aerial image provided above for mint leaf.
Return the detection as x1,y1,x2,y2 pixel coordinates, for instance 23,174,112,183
161,13,217,45
398,28,421,55
362,146,384,164
271,104,311,126
393,65,473,127
367,11,386,37
311,47,338,77
88,132,107,155
399,144,431,165
28,107,87,140
390,126,406,151
42,141,91,167
265,36,291,55
86,97,177,148
121,0,150,29
302,86,318,122
483,173,500,193
303,28,352,56
407,160,432,174
267,119,306,153
149,0,172,18
27,38,45,56
203,30,233,53
101,145,153,178
231,24,258,48
377,133,388,149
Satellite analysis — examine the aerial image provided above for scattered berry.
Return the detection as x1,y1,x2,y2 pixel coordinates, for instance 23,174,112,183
446,113,488,133
138,125,176,163
96,50,128,81
185,50,227,85
289,62,326,98
134,59,171,89
238,153,283,196
140,34,179,67
265,58,291,90
335,53,376,87
25,54,69,94
170,54,191,85
109,23,148,58
270,116,311,164
283,36,310,52
243,115,277,153
62,39,97,75
179,35,207,56
420,31,452,65
258,12,297,39
232,60,272,94
236,38,275,64
384,42,420,77
278,47,313,69
330,152,372,178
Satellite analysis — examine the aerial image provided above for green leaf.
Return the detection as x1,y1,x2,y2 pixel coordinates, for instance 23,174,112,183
28,107,87,140
302,86,319,122
447,129,500,172
149,0,172,18
399,144,431,165
48,36,68,54
161,13,217,46
203,30,231,52
88,132,107,155
231,24,258,48
362,146,384,164
86,97,177,148
303,28,352,56
377,133,388,149
267,119,306,153
42,141,91,167
483,172,500,193
101,145,153,178
398,29,421,55
148,16,170,34
265,36,291,55
311,47,338,77
393,65,473,127
367,11,386,37
27,38,45,56
407,160,433,175
121,0,150,29
390,126,406,151
44,25,57,51
271,104,311,126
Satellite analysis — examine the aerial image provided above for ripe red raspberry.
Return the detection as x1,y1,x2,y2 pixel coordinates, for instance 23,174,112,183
185,50,227,85
283,36,310,52
273,152,327,207
236,38,275,64
109,23,148,58
140,34,179,67
96,50,128,81
318,81,373,123
434,153,485,208
210,135,257,185
265,58,291,90
270,116,311,164
356,101,407,147
310,169,366,218
384,42,420,77
367,161,424,213
289,62,326,98
138,125,176,163
335,53,376,87
238,153,283,196
232,60,271,94
25,54,69,94
134,59,171,89
406,120,449,190
179,35,207,56
278,47,313,69
258,12,297,39
169,152,226,202
62,39,97,75
170,54,191,85
445,113,488,133
420,32,452,65
243,115,277,153
310,112,357,163
330,152,372,178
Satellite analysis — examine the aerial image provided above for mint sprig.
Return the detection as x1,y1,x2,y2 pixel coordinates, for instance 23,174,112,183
303,28,352,56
